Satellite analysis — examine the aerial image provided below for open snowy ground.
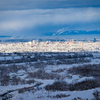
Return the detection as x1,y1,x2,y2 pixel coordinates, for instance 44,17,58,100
0,51,100,100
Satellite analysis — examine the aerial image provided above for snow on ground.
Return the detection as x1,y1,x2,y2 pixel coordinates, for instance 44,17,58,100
34,79,55,87
92,52,100,57
0,51,100,100
12,87,100,100
0,83,36,95
0,56,21,60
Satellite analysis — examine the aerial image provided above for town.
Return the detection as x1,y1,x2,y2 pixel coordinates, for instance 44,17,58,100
0,39,100,53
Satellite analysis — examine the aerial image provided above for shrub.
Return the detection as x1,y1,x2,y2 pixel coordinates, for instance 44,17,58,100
45,81,68,91
45,79,100,91
53,94,70,98
68,64,100,77
68,79,100,91
93,90,100,100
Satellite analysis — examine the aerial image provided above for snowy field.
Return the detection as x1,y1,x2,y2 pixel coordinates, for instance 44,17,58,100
0,50,100,100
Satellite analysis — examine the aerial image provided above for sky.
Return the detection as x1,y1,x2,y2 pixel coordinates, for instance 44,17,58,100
0,0,100,38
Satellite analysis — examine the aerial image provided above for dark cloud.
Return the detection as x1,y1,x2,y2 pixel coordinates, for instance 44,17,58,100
0,8,100,37
0,0,100,37
0,0,100,10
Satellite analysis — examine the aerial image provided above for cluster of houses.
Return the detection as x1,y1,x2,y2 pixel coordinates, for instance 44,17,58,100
0,39,99,53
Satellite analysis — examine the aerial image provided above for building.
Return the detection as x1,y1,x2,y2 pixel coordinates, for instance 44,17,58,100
93,38,96,42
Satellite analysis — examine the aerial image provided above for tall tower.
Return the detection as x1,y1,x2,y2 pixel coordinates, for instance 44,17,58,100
93,38,96,42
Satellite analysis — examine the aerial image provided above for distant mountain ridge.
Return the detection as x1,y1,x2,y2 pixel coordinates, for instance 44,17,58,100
0,36,11,38
45,30,100,36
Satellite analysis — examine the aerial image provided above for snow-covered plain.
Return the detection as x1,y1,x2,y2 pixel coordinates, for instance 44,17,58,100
0,41,100,100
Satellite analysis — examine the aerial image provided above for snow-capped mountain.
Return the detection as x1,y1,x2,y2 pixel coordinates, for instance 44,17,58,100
53,30,100,36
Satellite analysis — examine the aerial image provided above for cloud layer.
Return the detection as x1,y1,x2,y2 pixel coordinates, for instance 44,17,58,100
0,0,100,10
0,8,100,36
